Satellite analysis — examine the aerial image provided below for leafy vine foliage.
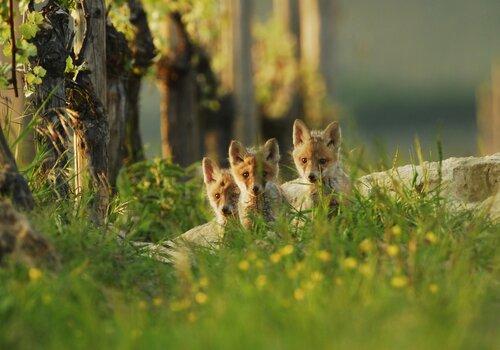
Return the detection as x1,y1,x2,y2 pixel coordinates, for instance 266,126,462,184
1,1,47,93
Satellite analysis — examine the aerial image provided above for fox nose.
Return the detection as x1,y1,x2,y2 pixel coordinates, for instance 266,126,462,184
252,185,261,194
222,206,231,215
308,174,317,183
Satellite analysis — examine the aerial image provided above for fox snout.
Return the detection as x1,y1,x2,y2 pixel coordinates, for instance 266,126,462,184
221,205,233,215
307,172,318,183
251,184,263,195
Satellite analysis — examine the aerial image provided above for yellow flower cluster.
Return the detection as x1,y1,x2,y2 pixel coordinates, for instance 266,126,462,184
29,267,43,281
391,275,409,288
316,250,332,262
342,257,358,270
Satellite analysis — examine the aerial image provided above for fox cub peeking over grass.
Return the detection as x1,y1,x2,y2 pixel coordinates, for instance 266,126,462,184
202,157,240,226
282,119,351,211
229,138,284,228
135,158,240,264
169,157,239,248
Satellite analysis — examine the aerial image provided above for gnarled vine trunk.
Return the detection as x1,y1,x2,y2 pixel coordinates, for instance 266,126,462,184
123,0,156,165
230,0,258,145
0,125,34,210
69,0,110,223
28,0,73,199
157,12,200,167
106,23,131,189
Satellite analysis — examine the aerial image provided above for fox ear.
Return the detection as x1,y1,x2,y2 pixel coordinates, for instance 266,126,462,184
229,140,247,165
293,119,311,147
202,157,220,183
323,121,341,149
264,138,280,163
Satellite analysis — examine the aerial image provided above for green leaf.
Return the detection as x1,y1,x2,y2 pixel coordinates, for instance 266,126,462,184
65,56,74,73
19,41,38,57
2,42,11,57
20,23,38,40
26,72,37,84
33,65,46,77
27,11,44,26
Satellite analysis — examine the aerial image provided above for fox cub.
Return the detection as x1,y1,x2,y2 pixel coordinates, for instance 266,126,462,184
136,158,240,264
229,138,284,228
170,157,239,248
282,119,351,211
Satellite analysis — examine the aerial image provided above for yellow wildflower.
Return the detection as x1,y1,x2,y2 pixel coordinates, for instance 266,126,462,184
293,288,305,301
386,244,399,257
255,275,267,289
391,225,402,236
255,259,265,269
359,263,373,277
270,252,282,264
153,297,163,306
342,257,358,270
195,292,208,304
187,312,197,323
429,284,439,294
391,275,409,288
359,239,374,253
311,271,324,282
199,277,209,288
238,260,250,271
425,231,438,244
29,267,43,281
170,298,191,312
247,251,257,260
303,280,315,291
316,250,332,262
280,244,294,256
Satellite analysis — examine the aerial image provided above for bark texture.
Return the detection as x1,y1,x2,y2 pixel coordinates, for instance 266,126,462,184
73,0,107,199
28,1,73,199
106,23,131,188
66,75,110,224
230,0,258,145
66,0,110,223
157,12,200,167
123,0,156,165
0,126,34,210
0,200,59,267
266,0,302,153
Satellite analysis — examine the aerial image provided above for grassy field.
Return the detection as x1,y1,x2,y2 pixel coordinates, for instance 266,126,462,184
0,156,499,349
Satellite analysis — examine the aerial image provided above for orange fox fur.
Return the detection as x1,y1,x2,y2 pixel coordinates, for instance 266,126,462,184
282,119,351,211
229,138,283,228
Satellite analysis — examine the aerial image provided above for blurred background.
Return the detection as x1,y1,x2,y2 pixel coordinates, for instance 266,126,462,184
138,0,500,164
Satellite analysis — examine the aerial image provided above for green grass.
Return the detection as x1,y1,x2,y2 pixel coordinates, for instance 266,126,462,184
1,157,499,350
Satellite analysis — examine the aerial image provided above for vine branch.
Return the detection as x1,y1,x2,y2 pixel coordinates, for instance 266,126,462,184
8,0,19,97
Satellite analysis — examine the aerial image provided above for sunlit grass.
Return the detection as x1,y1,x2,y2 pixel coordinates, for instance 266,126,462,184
0,157,498,349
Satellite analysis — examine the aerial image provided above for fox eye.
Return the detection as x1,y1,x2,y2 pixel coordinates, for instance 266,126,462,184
319,158,327,165
214,193,220,199
242,171,249,178
301,158,308,164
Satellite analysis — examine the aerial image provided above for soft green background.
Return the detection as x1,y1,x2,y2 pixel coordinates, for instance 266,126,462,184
139,0,500,160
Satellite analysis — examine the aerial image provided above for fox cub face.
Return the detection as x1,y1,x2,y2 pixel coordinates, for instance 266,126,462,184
229,138,280,196
292,119,341,184
202,157,240,225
